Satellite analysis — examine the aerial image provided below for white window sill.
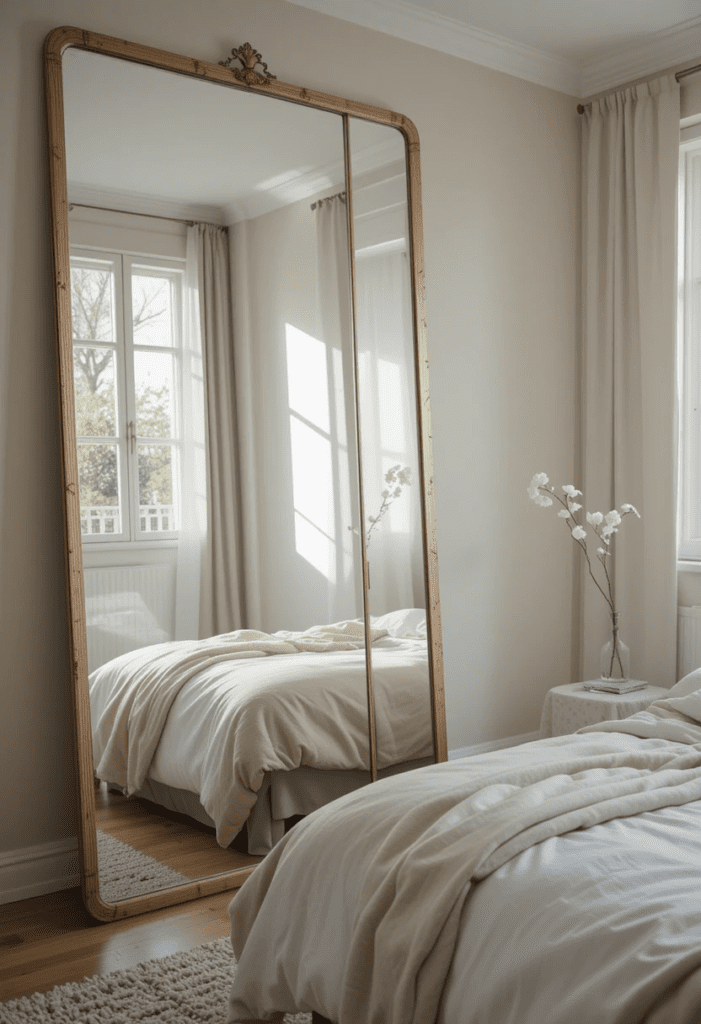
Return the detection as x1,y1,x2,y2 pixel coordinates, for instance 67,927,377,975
81,539,178,553
678,560,701,573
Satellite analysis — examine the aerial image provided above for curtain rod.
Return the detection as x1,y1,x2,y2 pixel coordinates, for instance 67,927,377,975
310,190,346,210
68,201,229,229
577,61,701,114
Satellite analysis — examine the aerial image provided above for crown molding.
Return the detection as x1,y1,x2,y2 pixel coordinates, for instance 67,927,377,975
286,0,701,99
285,0,582,96
582,15,701,97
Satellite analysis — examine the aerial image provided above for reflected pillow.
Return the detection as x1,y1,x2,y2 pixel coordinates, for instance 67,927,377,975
371,607,426,638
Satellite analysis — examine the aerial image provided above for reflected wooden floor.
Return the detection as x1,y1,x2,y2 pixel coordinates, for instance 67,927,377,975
95,782,261,879
0,885,236,1001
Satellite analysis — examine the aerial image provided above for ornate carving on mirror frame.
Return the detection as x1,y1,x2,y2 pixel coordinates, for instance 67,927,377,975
218,43,276,85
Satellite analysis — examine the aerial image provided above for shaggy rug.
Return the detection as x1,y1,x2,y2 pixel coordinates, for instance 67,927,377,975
96,830,191,902
0,936,313,1023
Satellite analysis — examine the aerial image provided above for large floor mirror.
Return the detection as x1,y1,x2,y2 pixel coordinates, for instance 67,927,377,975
44,27,445,920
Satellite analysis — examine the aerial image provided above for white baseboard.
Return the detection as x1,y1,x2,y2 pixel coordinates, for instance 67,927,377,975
449,730,540,761
0,838,79,906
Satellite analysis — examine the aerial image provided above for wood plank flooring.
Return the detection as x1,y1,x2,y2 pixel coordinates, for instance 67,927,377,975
95,783,261,878
0,885,236,1001
1,788,262,1002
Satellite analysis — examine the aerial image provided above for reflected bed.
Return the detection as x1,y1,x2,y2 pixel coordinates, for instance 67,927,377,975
90,609,432,855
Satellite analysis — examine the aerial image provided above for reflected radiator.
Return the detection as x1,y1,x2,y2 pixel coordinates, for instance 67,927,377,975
83,564,175,673
678,606,701,680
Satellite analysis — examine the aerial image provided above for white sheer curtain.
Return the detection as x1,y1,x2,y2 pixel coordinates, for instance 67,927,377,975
313,193,364,622
175,223,243,639
580,75,680,686
354,245,423,615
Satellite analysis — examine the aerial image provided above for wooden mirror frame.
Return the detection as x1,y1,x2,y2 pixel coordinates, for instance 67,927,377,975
44,25,446,921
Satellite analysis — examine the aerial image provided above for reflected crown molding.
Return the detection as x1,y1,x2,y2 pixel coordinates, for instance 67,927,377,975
67,183,229,226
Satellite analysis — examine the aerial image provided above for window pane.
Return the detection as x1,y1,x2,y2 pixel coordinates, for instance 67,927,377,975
134,350,176,439
71,264,115,342
132,272,174,347
73,347,118,437
77,443,121,535
138,444,176,532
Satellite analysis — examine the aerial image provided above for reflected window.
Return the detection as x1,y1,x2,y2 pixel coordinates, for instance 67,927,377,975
70,248,186,542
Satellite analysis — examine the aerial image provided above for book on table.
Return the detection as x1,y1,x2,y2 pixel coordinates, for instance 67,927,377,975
583,680,648,694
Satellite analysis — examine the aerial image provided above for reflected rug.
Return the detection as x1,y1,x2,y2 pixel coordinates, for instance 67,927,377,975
0,937,312,1023
97,829,190,902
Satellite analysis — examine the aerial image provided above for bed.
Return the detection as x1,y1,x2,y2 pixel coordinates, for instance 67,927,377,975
225,669,701,1024
89,608,433,855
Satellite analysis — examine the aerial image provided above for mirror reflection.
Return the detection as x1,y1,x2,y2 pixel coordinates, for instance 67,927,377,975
60,44,436,910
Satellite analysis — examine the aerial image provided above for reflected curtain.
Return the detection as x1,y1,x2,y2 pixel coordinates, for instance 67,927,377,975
580,76,679,686
175,223,243,639
354,245,423,615
314,193,364,622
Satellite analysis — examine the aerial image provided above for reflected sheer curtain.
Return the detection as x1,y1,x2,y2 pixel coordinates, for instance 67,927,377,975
580,76,679,686
175,223,243,639
354,245,422,615
314,194,364,622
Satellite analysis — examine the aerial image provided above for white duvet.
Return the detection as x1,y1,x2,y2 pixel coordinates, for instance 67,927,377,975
226,676,701,1024
89,614,432,847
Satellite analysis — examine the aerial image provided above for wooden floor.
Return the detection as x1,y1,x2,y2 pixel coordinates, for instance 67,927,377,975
1,789,262,1003
0,885,236,1002
95,783,261,879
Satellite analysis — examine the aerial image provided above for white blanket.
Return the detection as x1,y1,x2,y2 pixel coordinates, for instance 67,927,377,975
226,702,701,1024
90,618,432,847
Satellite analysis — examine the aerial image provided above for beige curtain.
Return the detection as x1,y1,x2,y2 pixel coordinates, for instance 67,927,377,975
580,75,679,686
187,222,243,637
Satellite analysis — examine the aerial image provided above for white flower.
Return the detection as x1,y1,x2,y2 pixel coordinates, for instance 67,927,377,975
571,525,586,540
621,503,640,518
528,473,549,501
604,510,622,527
558,509,570,518
569,502,582,512
587,511,604,526
397,468,412,486
563,485,582,497
535,494,553,507
597,547,607,556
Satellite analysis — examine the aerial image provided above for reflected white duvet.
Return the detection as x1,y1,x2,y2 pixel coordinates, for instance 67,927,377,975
227,681,701,1024
89,614,432,848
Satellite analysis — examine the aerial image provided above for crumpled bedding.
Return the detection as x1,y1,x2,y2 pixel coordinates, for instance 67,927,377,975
89,617,432,847
226,679,701,1024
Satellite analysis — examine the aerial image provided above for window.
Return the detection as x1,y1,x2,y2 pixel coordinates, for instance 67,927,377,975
70,248,184,542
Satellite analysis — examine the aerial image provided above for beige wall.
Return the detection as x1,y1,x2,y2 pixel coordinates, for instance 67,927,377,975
0,0,579,860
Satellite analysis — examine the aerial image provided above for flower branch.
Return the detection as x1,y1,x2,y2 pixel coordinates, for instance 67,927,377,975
528,472,640,679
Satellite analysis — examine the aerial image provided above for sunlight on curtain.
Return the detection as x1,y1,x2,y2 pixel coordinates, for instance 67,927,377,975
355,245,423,614
581,76,679,686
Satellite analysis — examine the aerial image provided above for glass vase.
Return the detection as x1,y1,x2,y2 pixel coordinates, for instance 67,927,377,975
600,611,630,682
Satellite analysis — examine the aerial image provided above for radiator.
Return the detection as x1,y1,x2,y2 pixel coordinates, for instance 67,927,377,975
678,606,701,680
83,564,175,672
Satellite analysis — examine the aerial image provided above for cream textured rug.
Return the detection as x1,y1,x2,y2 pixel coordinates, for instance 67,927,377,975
97,829,190,902
0,937,312,1023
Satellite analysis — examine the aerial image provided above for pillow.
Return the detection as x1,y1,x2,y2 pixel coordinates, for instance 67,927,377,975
668,667,701,698
371,608,427,638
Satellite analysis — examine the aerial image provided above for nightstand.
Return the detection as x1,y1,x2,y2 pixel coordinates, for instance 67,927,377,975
539,682,669,738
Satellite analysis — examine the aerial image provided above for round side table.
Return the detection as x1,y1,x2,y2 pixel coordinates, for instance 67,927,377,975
539,682,669,738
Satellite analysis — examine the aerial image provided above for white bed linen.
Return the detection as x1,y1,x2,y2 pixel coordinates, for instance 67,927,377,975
90,617,431,848
226,704,701,1023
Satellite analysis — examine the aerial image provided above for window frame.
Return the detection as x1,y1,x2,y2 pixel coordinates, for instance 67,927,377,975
70,245,185,545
